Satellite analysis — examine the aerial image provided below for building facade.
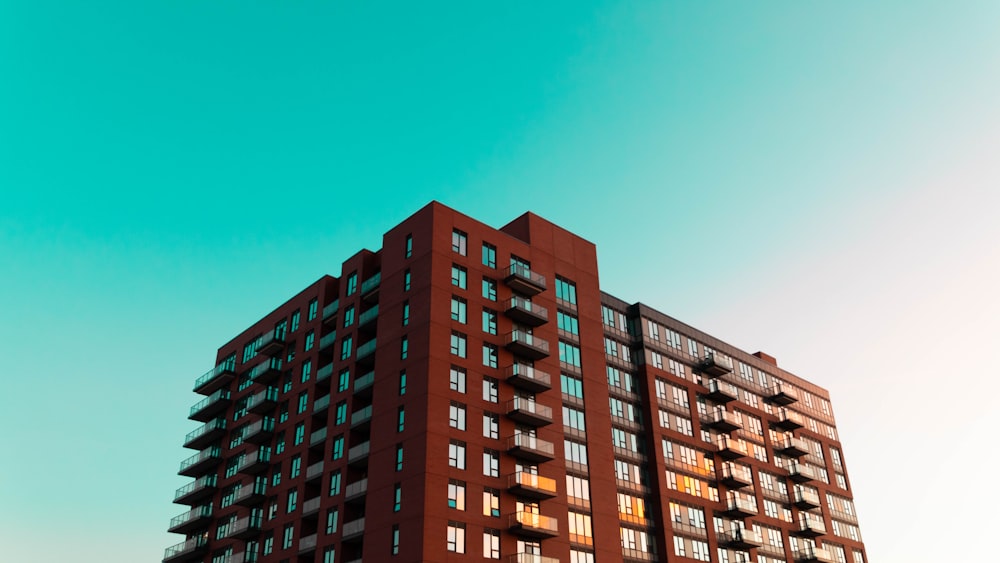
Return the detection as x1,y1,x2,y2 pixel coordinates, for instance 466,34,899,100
164,202,867,563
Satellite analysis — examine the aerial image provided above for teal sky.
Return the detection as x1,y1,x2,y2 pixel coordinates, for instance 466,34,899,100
2,2,998,561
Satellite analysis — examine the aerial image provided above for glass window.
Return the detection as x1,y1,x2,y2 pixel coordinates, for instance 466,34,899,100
482,343,498,368
402,301,410,326
301,360,312,383
482,243,496,268
482,308,498,334
404,234,413,258
483,487,500,517
399,371,407,395
297,391,309,414
446,523,465,553
335,401,347,425
482,278,497,301
337,369,349,392
393,483,402,512
343,306,355,327
483,449,499,477
557,311,579,335
290,310,300,332
450,332,467,358
483,376,498,403
401,336,409,360
294,423,305,445
451,297,467,323
326,508,339,533
397,406,405,432
329,470,341,495
483,413,499,439
282,524,294,549
449,402,466,430
451,265,467,289
559,341,582,367
307,299,318,321
304,330,315,350
346,272,358,295
340,336,353,361
403,269,411,291
555,277,577,304
483,529,500,559
395,444,404,471
287,488,298,513
448,441,466,469
452,229,468,255
450,366,466,393
448,480,466,510
331,435,344,459
392,525,400,555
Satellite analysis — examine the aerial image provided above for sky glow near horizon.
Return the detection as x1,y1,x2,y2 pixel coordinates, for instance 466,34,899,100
2,1,998,561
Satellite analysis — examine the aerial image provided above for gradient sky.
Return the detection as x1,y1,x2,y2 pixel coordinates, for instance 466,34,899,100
2,1,998,561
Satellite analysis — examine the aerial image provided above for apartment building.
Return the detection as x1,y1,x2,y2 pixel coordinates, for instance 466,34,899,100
163,201,866,563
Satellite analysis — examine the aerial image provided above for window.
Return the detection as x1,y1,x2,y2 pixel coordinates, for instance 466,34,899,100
399,371,407,395
346,272,358,295
555,277,577,304
449,402,466,430
263,535,274,556
343,306,355,327
483,488,500,517
326,508,339,533
448,480,466,510
331,435,344,459
304,330,315,351
308,298,318,321
483,376,498,403
392,525,400,555
404,234,413,258
482,308,498,334
283,523,295,549
451,297,467,323
450,332,467,357
393,483,402,511
450,366,466,393
559,341,582,367
561,374,584,399
402,301,410,326
293,423,305,445
401,336,408,359
568,511,593,546
329,470,341,495
397,406,405,432
482,243,496,268
446,522,466,553
482,278,497,301
287,488,298,513
452,229,468,255
340,336,353,361
563,406,586,432
289,456,301,479
279,402,289,423
451,265,467,289
301,360,312,383
483,412,499,439
395,444,404,471
335,401,347,425
323,546,335,563
297,391,309,414
565,440,588,466
403,269,411,291
337,369,349,392
448,441,466,469
483,529,500,559
290,310,300,332
482,343,498,368
557,311,579,335
483,449,499,477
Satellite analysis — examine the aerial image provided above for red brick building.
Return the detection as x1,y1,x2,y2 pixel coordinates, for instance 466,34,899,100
164,202,867,563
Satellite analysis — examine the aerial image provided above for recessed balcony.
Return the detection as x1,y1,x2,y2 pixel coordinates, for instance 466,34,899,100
236,447,271,475
316,363,334,383
322,299,339,325
724,494,759,518
704,409,742,433
718,462,753,489
189,389,231,422
309,427,327,448
508,511,559,539
299,533,317,554
774,408,805,431
350,405,373,429
507,434,556,463
504,296,549,326
719,528,763,549
305,461,324,483
358,304,379,329
793,546,836,563
507,554,560,563
163,537,208,563
342,517,366,540
243,417,275,444
788,461,816,483
245,387,278,414
257,330,286,357
777,435,810,458
353,370,375,396
313,394,330,415
248,358,283,385
178,447,222,477
505,331,550,360
345,478,369,502
506,397,553,426
766,381,800,405
348,441,370,466
508,472,558,500
792,486,822,510
173,474,217,505
705,379,739,403
233,481,268,506
302,496,321,516
716,435,749,460
361,272,381,302
167,504,212,534
193,362,236,395
183,418,226,450
698,354,733,377
505,363,552,392
225,515,263,540
794,513,827,538
319,331,337,351
356,338,377,365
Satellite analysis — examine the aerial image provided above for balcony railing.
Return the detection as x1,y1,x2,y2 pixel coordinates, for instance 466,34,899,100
506,434,556,462
167,504,212,534
777,435,810,457
224,514,263,539
503,296,549,326
189,389,231,421
358,304,379,327
306,461,324,482
233,481,268,506
505,363,552,392
507,472,558,499
505,331,550,360
350,405,373,428
788,461,816,483
705,379,739,403
322,299,339,324
354,370,375,394
313,394,330,414
345,478,369,500
183,417,226,450
507,554,560,563
361,272,381,295
719,462,753,489
299,533,317,554
716,435,748,459
794,513,827,537
163,536,207,562
243,417,275,443
193,362,236,395
503,264,547,296
302,496,321,516
342,517,366,539
178,446,222,477
356,338,377,361
246,386,278,414
257,330,286,356
766,381,800,405
506,397,553,426
698,354,733,377
704,409,742,432
247,358,282,384
173,474,217,505
348,441,370,465
719,527,763,548
310,427,327,447
508,511,559,538
236,447,271,475
792,486,822,509
316,363,333,382
793,546,835,563
724,494,758,518
319,331,337,351
774,408,805,430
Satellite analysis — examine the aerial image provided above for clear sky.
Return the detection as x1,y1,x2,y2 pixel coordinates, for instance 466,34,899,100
2,1,998,561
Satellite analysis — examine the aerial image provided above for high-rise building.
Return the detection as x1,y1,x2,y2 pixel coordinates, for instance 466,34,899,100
163,202,867,563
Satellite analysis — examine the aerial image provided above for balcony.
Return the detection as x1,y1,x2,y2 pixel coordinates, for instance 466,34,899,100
724,494,758,518
316,363,333,383
350,405,373,429
173,474,217,505
358,304,379,328
244,417,275,444
774,408,805,431
508,511,559,539
698,354,733,377
505,363,552,392
503,264,547,297
189,389,231,421
299,533,317,554
792,485,822,509
193,362,236,395
309,427,327,448
225,515,263,540
508,554,560,563
322,299,339,325
348,441,371,466
794,513,827,538
793,546,836,563
507,434,556,463
716,435,749,460
353,370,375,396
719,527,763,549
342,517,366,540
355,338,377,363
505,331,550,360
705,379,739,403
345,478,369,501
233,481,268,506
183,418,226,450
508,472,558,499
237,447,271,475
302,496,321,516
718,462,753,489
163,537,207,563
506,397,553,426
788,461,816,483
248,358,282,385
167,504,212,534
306,461,324,483
704,409,742,433
313,394,330,414
361,272,381,302
777,435,810,458
766,381,800,405
319,331,337,351
178,447,222,477
246,387,279,415
257,330,286,356
504,296,549,326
